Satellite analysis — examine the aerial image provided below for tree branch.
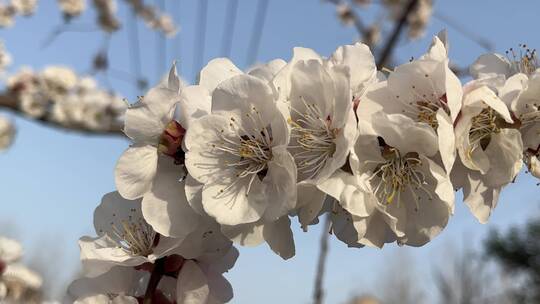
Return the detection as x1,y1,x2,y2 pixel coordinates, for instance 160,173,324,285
143,257,166,304
0,92,125,137
313,213,331,304
376,0,419,69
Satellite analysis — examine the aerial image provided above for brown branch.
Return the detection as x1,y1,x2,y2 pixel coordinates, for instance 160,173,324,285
376,0,419,69
143,257,166,304
0,92,125,137
313,213,332,304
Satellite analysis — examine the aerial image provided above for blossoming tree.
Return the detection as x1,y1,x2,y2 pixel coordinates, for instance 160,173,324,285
0,1,539,304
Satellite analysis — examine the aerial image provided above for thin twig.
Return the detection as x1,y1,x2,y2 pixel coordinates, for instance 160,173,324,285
376,0,419,69
433,11,494,52
313,213,331,304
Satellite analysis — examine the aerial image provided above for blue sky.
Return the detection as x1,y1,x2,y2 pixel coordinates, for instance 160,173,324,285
1,0,539,303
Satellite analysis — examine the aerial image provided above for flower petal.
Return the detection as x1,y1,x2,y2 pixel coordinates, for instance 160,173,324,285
115,145,158,200
177,261,210,304
199,58,242,93
142,158,200,238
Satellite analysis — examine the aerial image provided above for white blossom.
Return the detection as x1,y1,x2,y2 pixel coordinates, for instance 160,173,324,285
452,85,523,223
58,0,86,17
11,0,37,16
0,116,15,151
184,71,297,226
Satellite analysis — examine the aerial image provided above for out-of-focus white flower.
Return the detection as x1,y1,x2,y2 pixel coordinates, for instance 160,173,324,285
336,3,354,26
156,14,177,37
0,41,12,73
383,0,433,39
452,85,523,223
0,116,15,151
0,5,16,28
93,0,120,32
124,0,178,37
41,65,78,95
11,0,38,16
58,0,86,17
79,191,183,277
407,0,432,39
2,263,42,290
0,237,23,264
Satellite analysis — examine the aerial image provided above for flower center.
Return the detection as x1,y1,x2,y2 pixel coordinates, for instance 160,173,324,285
107,209,157,257
517,101,540,127
506,44,539,76
468,108,502,156
289,99,338,180
397,78,449,129
158,120,186,165
212,106,273,197
369,142,432,210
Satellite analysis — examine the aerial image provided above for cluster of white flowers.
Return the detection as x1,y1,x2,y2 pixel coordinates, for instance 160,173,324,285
57,0,86,18
0,0,38,28
0,41,12,74
0,236,44,304
0,116,16,151
92,0,120,32
68,31,539,302
125,0,177,37
332,0,432,44
6,66,126,132
56,0,177,36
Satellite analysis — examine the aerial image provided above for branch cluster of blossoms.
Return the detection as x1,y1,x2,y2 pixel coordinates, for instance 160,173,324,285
333,0,433,45
0,236,45,304
5,65,126,132
66,29,539,303
0,1,177,37
0,0,38,27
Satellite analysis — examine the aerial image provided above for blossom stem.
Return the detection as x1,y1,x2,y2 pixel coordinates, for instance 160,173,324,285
313,212,332,304
143,257,166,304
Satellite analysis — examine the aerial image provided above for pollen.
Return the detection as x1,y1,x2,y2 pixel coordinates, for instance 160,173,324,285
110,209,156,257
289,98,338,180
370,146,432,211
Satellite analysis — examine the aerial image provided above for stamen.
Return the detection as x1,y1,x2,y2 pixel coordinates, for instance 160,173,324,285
209,106,273,198
370,147,432,210
505,44,539,76
395,75,449,128
467,107,501,158
107,209,156,256
289,97,338,180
